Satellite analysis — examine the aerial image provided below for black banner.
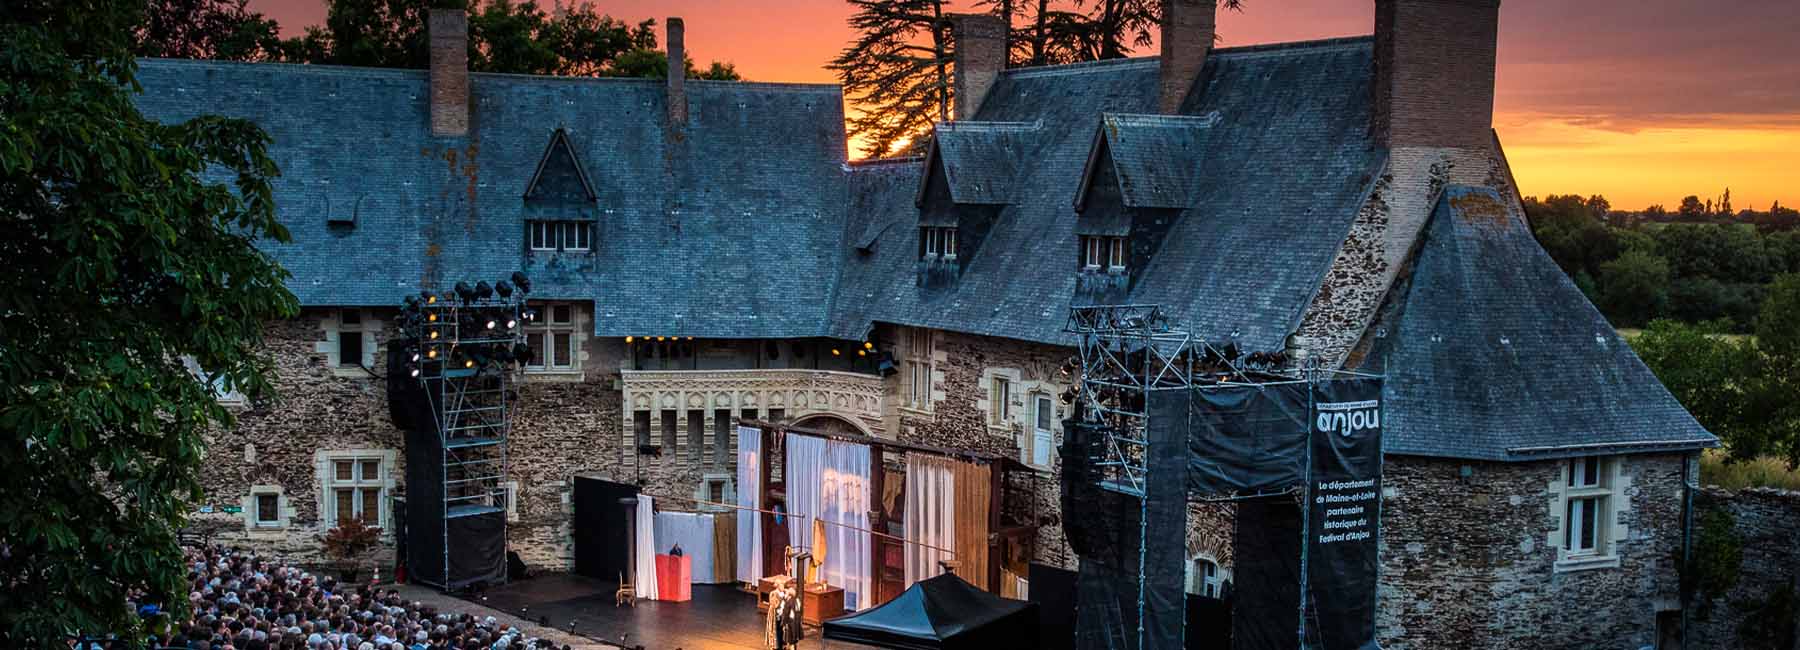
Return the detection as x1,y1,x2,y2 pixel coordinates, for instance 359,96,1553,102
1187,384,1309,496
1303,377,1383,650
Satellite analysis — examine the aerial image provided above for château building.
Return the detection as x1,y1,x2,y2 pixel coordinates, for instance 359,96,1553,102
135,1,1720,647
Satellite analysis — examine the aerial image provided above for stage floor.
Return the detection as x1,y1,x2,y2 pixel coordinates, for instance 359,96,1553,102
460,573,878,650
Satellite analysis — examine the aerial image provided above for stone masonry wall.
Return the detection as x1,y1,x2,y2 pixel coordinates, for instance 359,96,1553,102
1690,486,1800,649
1377,453,1687,649
884,325,1079,570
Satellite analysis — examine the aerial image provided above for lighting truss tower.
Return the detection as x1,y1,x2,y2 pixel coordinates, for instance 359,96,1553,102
396,277,532,590
1064,304,1202,498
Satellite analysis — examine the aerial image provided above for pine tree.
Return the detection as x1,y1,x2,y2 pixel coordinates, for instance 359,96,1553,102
830,0,953,158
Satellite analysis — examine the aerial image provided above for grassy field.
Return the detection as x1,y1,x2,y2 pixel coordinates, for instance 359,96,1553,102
1700,448,1800,491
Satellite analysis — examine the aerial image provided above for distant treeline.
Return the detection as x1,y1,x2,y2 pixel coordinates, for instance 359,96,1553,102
1525,193,1800,332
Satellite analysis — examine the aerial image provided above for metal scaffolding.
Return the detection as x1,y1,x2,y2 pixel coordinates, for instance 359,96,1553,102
399,283,529,588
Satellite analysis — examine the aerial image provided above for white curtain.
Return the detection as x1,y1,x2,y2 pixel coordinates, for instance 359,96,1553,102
904,454,956,587
785,433,874,610
654,511,717,583
634,495,659,601
736,425,763,584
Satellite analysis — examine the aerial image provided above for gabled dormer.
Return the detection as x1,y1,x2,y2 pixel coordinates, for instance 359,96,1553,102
913,121,1041,288
522,128,598,256
1072,113,1215,295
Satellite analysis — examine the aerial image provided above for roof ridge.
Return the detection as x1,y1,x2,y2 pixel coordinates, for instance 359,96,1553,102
845,156,925,170
1210,35,1374,57
1102,112,1221,128
137,57,426,79
1003,56,1158,78
936,119,1043,132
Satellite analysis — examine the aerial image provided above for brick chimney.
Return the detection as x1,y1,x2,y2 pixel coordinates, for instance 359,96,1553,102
666,17,687,127
949,14,1006,121
428,8,469,137
1373,0,1501,148
1158,0,1216,114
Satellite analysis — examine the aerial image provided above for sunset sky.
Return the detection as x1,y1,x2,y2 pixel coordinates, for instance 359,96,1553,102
246,0,1799,211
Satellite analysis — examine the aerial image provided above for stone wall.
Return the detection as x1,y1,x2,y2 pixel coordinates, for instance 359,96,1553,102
198,310,405,567
882,325,1079,570
1377,453,1687,649
1689,486,1800,649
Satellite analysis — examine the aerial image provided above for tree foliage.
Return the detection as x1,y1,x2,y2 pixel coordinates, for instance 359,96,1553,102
129,0,741,81
1,0,299,644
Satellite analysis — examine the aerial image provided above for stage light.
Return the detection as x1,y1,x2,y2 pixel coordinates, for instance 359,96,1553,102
486,318,497,330
495,280,514,298
863,341,874,350
429,330,440,340
657,336,666,342
428,313,438,322
523,309,537,322
831,348,841,356
408,364,420,378
625,336,634,344
475,281,494,300
410,351,421,363
454,281,476,303
686,336,694,341
428,348,439,359
506,318,517,329
857,349,866,357
511,271,532,295
422,291,438,305
464,359,475,369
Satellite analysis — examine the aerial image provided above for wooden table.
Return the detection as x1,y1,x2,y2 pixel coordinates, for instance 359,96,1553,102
802,583,845,626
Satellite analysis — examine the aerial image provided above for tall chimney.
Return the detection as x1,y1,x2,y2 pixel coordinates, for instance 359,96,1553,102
1158,0,1216,114
1373,0,1500,148
666,17,687,127
428,8,469,137
949,14,1006,121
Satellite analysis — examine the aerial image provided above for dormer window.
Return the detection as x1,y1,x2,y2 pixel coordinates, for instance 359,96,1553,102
920,226,958,261
1080,235,1126,272
528,220,590,252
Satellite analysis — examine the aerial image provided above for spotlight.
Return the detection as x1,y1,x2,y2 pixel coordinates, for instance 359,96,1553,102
421,291,438,305
410,351,421,363
486,318,497,330
408,364,420,378
523,309,537,322
625,336,634,344
857,349,867,357
428,313,438,322
427,348,439,359
495,280,514,298
505,317,517,329
429,330,440,340
475,281,493,300
510,271,532,295
863,341,874,350
464,358,475,369
657,336,666,342
831,348,841,356
454,281,476,303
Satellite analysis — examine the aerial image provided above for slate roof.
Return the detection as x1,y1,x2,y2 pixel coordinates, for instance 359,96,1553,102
1369,186,1718,460
831,38,1385,351
1077,113,1219,210
133,58,850,339
917,121,1044,206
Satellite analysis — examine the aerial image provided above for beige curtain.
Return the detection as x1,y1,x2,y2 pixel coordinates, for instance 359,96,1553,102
713,511,736,583
951,459,991,591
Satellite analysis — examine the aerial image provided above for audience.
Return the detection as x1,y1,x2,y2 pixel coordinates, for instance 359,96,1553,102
137,545,575,650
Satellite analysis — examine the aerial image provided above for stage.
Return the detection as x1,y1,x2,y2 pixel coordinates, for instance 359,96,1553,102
459,573,880,650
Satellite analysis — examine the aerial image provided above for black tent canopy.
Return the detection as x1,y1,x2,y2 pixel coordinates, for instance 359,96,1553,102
822,573,1040,650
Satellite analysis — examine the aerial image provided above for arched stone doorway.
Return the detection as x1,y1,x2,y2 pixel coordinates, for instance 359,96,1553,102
792,413,868,436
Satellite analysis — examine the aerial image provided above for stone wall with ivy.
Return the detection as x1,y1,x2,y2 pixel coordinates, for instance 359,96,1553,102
1690,487,1800,649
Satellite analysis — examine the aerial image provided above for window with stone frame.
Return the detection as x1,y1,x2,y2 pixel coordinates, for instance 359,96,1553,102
905,328,934,410
324,455,387,528
524,302,578,372
1561,456,1613,558
1186,556,1224,598
989,375,1012,424
337,309,365,368
182,356,245,405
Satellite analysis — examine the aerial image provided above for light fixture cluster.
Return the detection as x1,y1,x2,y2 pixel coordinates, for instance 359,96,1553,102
396,272,534,379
